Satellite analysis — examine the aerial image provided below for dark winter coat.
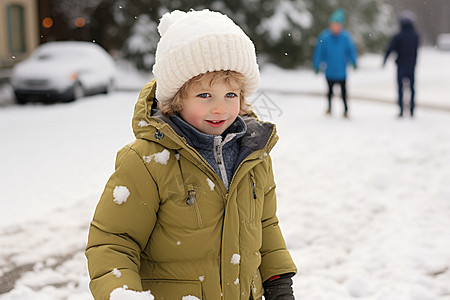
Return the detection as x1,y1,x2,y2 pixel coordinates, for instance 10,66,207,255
85,79,297,299
384,18,419,73
313,28,358,80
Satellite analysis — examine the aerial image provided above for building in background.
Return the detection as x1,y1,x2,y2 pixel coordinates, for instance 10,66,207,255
0,0,39,67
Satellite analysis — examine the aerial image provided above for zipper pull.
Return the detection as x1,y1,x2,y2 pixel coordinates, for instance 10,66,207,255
186,188,196,205
252,181,257,199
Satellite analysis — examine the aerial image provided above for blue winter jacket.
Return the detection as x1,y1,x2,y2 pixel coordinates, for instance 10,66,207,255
313,29,358,80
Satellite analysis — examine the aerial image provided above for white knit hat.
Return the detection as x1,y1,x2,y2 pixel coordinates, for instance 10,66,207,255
152,9,260,105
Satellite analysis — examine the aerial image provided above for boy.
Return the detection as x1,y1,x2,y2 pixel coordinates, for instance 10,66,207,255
86,9,297,300
313,8,358,118
383,14,419,118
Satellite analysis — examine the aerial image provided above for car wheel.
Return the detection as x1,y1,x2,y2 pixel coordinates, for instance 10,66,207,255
73,82,85,99
103,79,115,94
14,92,28,105
65,82,84,102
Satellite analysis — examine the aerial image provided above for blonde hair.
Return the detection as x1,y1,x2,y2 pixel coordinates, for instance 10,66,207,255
158,70,252,117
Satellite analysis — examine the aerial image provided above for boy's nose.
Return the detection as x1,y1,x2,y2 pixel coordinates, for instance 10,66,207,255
211,100,227,114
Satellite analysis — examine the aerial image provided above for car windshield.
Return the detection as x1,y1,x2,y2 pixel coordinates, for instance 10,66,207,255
33,47,89,61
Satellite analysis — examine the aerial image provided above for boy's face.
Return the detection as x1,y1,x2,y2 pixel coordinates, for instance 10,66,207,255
180,79,241,136
330,22,342,35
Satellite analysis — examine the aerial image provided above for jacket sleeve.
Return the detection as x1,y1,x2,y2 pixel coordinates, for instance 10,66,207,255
346,33,358,66
313,30,327,70
85,146,160,300
384,35,397,65
259,156,297,282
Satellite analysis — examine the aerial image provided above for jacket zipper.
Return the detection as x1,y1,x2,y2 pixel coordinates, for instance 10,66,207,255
250,171,256,222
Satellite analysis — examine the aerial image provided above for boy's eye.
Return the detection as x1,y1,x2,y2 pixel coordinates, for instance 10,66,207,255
197,93,210,98
226,92,238,98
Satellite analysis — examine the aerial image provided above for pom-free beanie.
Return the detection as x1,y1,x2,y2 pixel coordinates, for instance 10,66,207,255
329,8,346,24
152,9,260,105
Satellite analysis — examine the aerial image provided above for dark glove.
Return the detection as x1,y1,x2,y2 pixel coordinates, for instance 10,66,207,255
263,273,295,300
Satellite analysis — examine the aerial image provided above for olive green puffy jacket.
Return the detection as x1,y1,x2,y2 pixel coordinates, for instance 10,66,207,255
85,79,297,299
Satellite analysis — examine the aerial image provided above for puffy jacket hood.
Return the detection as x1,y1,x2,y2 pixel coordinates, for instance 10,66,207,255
132,79,278,158
400,18,415,31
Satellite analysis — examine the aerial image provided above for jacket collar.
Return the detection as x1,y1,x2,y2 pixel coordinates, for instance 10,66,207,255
170,115,247,151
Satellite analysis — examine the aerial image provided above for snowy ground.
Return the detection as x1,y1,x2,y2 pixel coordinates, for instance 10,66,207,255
1,49,450,299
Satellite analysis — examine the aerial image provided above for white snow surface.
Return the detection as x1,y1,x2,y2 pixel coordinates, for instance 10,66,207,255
1,48,450,299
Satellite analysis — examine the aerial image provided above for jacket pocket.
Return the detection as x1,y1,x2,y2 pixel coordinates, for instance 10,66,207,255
141,279,203,299
186,184,203,228
250,269,264,300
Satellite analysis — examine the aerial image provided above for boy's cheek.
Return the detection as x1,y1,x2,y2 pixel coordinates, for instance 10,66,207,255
231,102,240,117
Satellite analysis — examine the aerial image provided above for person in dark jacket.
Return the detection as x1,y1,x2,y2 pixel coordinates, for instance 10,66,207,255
313,8,358,118
383,15,419,117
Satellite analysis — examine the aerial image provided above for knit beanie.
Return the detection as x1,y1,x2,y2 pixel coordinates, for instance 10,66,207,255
152,9,260,105
329,8,346,24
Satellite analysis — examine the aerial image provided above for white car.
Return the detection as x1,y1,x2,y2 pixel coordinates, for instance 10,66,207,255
436,33,450,51
11,41,116,104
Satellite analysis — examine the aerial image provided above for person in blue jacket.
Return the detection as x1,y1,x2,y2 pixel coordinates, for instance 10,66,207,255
383,14,419,118
313,8,358,118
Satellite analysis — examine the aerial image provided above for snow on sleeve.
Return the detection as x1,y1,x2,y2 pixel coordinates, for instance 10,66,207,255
206,178,215,191
138,120,150,127
230,253,240,265
112,268,122,278
233,278,239,285
199,275,205,282
181,296,200,300
113,186,130,205
110,285,154,300
143,149,170,165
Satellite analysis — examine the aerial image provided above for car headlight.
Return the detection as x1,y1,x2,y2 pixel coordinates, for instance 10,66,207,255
69,72,78,81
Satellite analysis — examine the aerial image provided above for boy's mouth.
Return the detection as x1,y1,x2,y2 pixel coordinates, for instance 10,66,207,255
206,120,226,127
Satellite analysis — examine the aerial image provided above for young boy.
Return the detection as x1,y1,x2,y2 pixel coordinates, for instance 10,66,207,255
313,8,358,118
85,9,297,300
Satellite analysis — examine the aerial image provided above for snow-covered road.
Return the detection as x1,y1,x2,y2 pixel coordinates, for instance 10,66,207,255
1,50,450,299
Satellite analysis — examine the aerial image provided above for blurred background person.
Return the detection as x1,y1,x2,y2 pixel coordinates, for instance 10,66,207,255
383,12,420,118
313,8,358,118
